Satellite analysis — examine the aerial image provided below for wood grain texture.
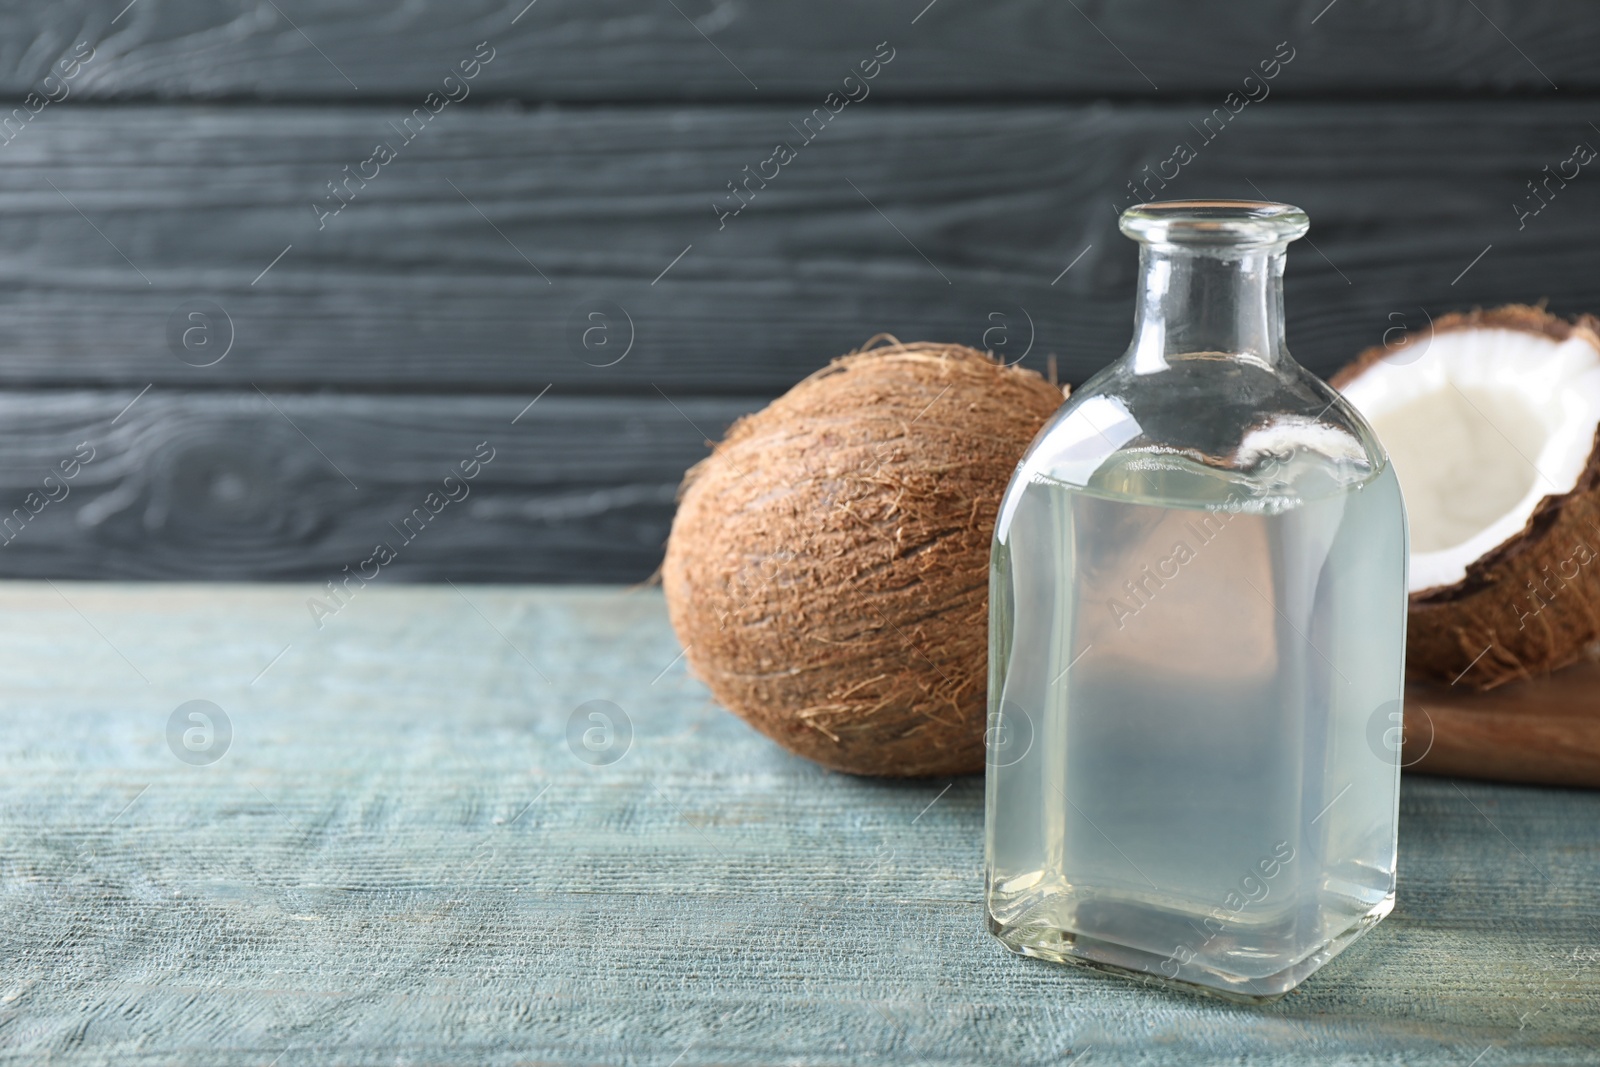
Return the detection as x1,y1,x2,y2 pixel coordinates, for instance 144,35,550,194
1408,664,1600,787
0,584,1595,1065
0,390,756,581
3,0,1594,100
4,102,1600,394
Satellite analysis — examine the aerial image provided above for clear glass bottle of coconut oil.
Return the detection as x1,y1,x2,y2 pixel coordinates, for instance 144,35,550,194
985,201,1408,1002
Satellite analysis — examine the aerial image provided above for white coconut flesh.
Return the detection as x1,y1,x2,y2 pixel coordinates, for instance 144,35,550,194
1338,327,1600,593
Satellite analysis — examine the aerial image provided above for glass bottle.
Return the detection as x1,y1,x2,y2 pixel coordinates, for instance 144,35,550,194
984,201,1407,1002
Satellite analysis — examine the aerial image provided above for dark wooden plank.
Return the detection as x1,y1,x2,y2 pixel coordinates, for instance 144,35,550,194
0,390,755,581
2,101,1599,392
1408,664,1600,788
4,0,1596,100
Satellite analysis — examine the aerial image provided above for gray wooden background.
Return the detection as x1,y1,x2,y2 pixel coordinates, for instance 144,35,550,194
2,0,1596,580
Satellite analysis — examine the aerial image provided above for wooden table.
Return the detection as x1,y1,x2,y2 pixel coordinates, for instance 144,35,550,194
3,583,1597,1065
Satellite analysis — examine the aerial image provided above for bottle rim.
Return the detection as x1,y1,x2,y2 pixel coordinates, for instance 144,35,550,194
1119,199,1309,247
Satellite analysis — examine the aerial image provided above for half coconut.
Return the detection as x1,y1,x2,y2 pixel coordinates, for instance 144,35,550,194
1333,305,1600,689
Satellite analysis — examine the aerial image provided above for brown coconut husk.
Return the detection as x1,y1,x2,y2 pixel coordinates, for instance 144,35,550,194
1334,305,1600,690
662,339,1065,776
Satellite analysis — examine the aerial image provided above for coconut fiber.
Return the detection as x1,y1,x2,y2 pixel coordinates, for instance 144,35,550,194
663,340,1064,776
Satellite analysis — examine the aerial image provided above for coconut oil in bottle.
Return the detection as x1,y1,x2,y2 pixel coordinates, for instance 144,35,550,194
984,202,1408,1001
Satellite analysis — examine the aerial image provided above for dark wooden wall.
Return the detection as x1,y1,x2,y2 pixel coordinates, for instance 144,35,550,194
2,1,1596,581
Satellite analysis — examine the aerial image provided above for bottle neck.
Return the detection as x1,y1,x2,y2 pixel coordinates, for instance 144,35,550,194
1127,243,1287,373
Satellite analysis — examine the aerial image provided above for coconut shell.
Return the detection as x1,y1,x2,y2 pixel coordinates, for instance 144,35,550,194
662,340,1065,776
1334,305,1600,689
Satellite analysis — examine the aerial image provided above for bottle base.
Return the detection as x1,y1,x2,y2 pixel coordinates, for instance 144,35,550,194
986,894,1394,1004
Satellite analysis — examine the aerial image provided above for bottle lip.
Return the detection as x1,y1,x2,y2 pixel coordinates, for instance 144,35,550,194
1119,199,1309,248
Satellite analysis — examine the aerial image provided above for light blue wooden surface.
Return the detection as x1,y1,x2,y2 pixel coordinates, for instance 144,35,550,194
1,583,1597,1065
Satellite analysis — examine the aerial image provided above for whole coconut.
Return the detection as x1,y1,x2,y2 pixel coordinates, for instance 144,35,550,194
662,339,1065,776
